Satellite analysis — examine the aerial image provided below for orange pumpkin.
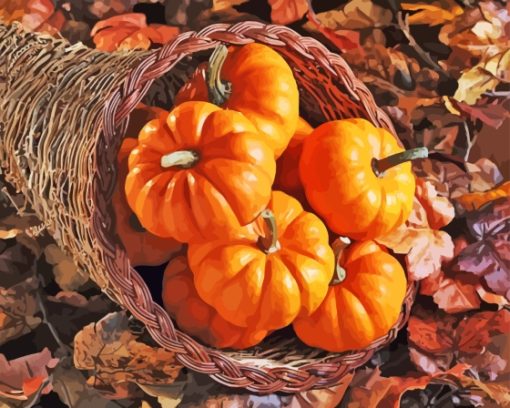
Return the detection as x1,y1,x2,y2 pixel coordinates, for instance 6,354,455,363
293,240,407,352
125,101,276,243
162,255,268,349
175,43,299,157
113,138,182,266
188,191,334,331
300,118,427,240
456,181,510,211
274,117,313,199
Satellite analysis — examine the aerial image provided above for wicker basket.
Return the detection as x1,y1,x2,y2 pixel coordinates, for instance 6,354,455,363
0,21,416,393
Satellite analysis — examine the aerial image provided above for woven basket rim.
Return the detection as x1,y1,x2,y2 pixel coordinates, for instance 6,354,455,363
94,21,416,394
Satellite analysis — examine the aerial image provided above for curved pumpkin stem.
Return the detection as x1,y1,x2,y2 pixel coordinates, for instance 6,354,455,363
331,236,351,285
160,150,199,169
258,209,280,254
372,147,428,177
206,45,232,106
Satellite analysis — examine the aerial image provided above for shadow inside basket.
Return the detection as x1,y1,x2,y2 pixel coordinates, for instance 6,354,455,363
115,44,406,370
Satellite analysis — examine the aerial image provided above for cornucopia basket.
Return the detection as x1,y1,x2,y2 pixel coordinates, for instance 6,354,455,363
0,21,416,393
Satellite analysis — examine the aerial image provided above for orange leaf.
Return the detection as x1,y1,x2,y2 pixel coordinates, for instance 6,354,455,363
401,1,464,26
22,375,45,397
138,24,180,45
93,26,140,52
20,0,54,31
415,178,455,229
269,0,308,25
91,13,147,37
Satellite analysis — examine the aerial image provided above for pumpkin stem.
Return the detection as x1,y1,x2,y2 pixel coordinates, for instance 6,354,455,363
206,45,232,106
372,147,428,177
160,150,199,169
258,209,281,254
330,236,351,285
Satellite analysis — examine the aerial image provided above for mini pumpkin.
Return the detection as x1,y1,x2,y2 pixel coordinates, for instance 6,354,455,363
113,138,182,267
274,117,313,200
300,118,428,240
293,239,407,352
125,101,276,243
188,191,334,331
174,43,299,157
162,255,268,349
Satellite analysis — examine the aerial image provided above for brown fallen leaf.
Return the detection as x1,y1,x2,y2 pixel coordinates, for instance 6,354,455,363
376,191,454,281
91,13,180,52
0,240,36,288
268,0,308,25
74,311,182,396
401,1,464,26
345,364,470,408
408,306,510,383
0,348,58,401
0,277,41,347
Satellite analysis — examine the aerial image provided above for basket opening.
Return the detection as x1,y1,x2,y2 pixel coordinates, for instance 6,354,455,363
107,42,404,369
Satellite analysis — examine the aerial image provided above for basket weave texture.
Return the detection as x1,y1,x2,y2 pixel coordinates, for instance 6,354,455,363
0,21,416,393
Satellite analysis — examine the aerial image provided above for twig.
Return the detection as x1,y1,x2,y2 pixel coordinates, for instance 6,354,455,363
463,120,477,162
35,290,72,356
397,12,448,75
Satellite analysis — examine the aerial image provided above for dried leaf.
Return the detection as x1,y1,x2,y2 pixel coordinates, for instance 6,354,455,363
52,258,89,291
51,360,113,408
164,0,212,26
456,309,510,355
0,241,36,288
0,277,41,346
467,158,505,194
446,94,510,130
346,364,469,408
376,193,454,281
415,178,455,229
401,1,463,26
85,0,138,19
454,50,510,105
92,13,179,52
0,348,58,401
269,0,308,25
74,312,182,391
303,0,393,31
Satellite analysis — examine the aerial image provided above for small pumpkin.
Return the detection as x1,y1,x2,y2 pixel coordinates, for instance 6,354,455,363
113,138,182,266
293,239,407,352
274,117,313,200
125,101,276,243
175,43,299,157
162,255,268,349
456,181,510,211
188,191,334,331
300,118,428,240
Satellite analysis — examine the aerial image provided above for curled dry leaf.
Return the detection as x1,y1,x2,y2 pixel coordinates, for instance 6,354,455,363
0,348,58,401
91,13,180,52
74,311,182,394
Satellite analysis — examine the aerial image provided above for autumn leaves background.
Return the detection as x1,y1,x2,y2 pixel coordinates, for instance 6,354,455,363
0,0,509,407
